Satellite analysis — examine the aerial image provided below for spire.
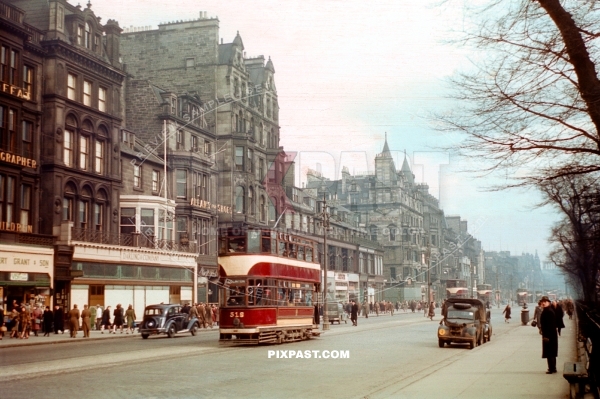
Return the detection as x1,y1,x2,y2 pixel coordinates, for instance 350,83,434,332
401,152,414,184
233,31,244,50
381,133,391,158
266,56,275,72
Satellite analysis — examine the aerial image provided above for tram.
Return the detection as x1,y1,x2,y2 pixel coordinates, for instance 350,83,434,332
446,279,468,299
516,288,528,305
477,284,493,305
218,228,321,345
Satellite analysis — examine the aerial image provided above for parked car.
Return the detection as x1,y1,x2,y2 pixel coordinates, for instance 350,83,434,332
437,298,491,349
139,304,199,339
326,302,347,324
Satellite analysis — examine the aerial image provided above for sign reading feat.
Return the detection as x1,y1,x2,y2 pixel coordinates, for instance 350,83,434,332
1,83,30,100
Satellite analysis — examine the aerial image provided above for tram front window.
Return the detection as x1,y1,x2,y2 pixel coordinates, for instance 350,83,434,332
226,284,246,306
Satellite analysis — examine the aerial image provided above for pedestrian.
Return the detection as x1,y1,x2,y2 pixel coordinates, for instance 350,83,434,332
81,304,91,338
18,305,30,339
565,300,574,320
0,306,4,340
539,296,558,374
42,306,53,337
101,306,112,333
95,304,103,330
205,304,213,328
125,304,136,334
68,304,80,338
197,303,206,328
189,302,199,322
213,305,219,327
503,304,512,323
90,303,97,331
113,304,124,334
428,302,435,321
31,304,42,336
53,305,64,334
364,301,370,318
554,301,565,337
533,301,542,334
350,300,358,326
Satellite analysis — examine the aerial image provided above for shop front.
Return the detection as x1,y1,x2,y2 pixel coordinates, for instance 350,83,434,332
0,243,54,312
68,244,197,320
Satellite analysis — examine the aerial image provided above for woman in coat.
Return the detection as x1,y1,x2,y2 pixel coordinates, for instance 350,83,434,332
31,305,42,336
502,304,512,323
540,296,558,373
18,306,30,339
428,302,435,320
125,304,136,334
101,306,112,333
112,304,124,334
42,306,53,336
9,308,19,338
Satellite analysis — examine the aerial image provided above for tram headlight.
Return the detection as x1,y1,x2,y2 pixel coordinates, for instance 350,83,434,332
233,317,240,327
438,328,446,336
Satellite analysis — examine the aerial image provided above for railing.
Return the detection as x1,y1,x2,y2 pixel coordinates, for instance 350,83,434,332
71,227,199,254
0,231,54,246
0,3,24,24
575,301,600,398
23,25,44,44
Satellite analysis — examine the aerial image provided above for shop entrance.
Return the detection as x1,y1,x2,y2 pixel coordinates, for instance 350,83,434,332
89,285,105,307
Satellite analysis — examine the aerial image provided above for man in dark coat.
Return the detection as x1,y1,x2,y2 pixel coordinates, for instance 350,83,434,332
350,300,358,326
53,305,64,334
540,296,558,374
68,304,80,338
554,301,565,336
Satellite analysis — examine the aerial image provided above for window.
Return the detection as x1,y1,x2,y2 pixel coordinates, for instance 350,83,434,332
176,169,187,198
94,34,100,52
235,146,244,171
176,217,187,241
258,158,264,182
98,87,106,112
83,80,92,106
204,141,211,156
193,172,208,200
9,49,17,85
120,208,136,234
78,200,89,229
77,25,84,46
79,136,89,170
0,174,15,224
140,208,155,238
23,65,33,95
0,46,8,82
94,203,103,231
94,141,104,174
64,130,73,167
170,97,177,114
0,106,17,153
133,165,141,188
191,135,198,152
235,186,245,213
248,186,254,215
152,170,159,192
260,196,266,222
176,130,183,149
85,22,91,49
21,121,33,158
247,149,254,173
67,73,77,100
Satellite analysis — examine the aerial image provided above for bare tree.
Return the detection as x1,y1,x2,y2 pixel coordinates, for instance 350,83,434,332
540,174,600,303
437,0,600,186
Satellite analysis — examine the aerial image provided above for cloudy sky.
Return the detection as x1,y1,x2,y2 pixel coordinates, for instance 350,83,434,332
81,0,560,260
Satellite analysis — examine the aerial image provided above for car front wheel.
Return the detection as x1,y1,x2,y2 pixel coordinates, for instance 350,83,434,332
190,323,198,336
469,338,475,350
438,339,444,348
167,325,176,338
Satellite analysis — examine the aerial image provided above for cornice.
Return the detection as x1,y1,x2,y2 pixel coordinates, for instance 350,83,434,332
42,39,125,83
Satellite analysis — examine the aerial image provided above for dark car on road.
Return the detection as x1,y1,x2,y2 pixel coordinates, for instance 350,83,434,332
437,298,492,349
139,304,199,339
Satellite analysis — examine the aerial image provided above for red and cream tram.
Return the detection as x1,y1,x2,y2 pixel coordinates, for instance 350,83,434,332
218,228,321,345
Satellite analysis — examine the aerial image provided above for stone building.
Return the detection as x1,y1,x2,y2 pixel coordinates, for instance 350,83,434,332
0,1,55,310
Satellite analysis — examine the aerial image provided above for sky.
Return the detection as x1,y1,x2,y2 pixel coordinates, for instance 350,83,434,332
79,0,561,261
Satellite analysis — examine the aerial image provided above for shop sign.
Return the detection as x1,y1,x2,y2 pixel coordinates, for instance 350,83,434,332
1,83,30,100
190,198,232,214
10,272,28,281
335,273,346,280
0,221,33,233
0,152,37,169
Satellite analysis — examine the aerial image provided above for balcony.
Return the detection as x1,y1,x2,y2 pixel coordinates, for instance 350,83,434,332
71,227,198,254
0,3,24,25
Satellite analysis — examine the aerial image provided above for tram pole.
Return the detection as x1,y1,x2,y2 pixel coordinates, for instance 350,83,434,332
321,193,330,331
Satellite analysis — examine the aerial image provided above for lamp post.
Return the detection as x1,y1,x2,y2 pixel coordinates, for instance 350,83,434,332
320,193,330,331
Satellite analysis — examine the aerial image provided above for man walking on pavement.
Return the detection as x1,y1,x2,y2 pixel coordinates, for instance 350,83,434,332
350,300,358,326
68,304,80,338
539,296,558,374
81,304,91,338
95,305,103,331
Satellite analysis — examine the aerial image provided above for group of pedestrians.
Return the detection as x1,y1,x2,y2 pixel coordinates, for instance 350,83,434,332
0,302,58,340
184,303,219,328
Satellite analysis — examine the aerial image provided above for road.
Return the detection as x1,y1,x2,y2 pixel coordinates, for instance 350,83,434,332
0,307,573,399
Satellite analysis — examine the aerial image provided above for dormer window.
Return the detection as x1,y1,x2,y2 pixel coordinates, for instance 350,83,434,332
170,97,177,114
77,25,84,46
85,22,91,48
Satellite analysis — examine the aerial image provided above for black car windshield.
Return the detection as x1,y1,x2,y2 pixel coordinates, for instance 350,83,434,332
144,308,163,316
447,310,475,320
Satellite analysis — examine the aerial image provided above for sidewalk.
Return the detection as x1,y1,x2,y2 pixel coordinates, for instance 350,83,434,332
0,326,217,349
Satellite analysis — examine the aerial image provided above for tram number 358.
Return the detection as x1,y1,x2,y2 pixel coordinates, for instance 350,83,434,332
229,312,245,318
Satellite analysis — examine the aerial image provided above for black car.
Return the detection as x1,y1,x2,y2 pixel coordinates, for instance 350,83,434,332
139,304,199,339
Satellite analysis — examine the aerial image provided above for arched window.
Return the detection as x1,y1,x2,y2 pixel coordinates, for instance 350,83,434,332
95,189,107,231
95,126,108,174
260,196,266,222
389,224,397,241
64,115,78,167
79,185,92,229
235,186,245,214
63,182,77,221
269,197,277,222
248,186,254,215
369,225,378,242
85,22,91,48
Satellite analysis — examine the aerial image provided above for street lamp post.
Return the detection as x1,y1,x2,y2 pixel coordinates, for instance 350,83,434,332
320,193,330,331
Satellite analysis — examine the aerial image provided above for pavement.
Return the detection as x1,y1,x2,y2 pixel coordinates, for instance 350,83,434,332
0,308,579,399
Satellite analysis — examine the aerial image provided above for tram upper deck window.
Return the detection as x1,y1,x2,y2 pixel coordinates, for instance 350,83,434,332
227,236,246,253
288,243,297,258
306,247,313,262
247,230,261,253
278,241,287,256
297,245,305,261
